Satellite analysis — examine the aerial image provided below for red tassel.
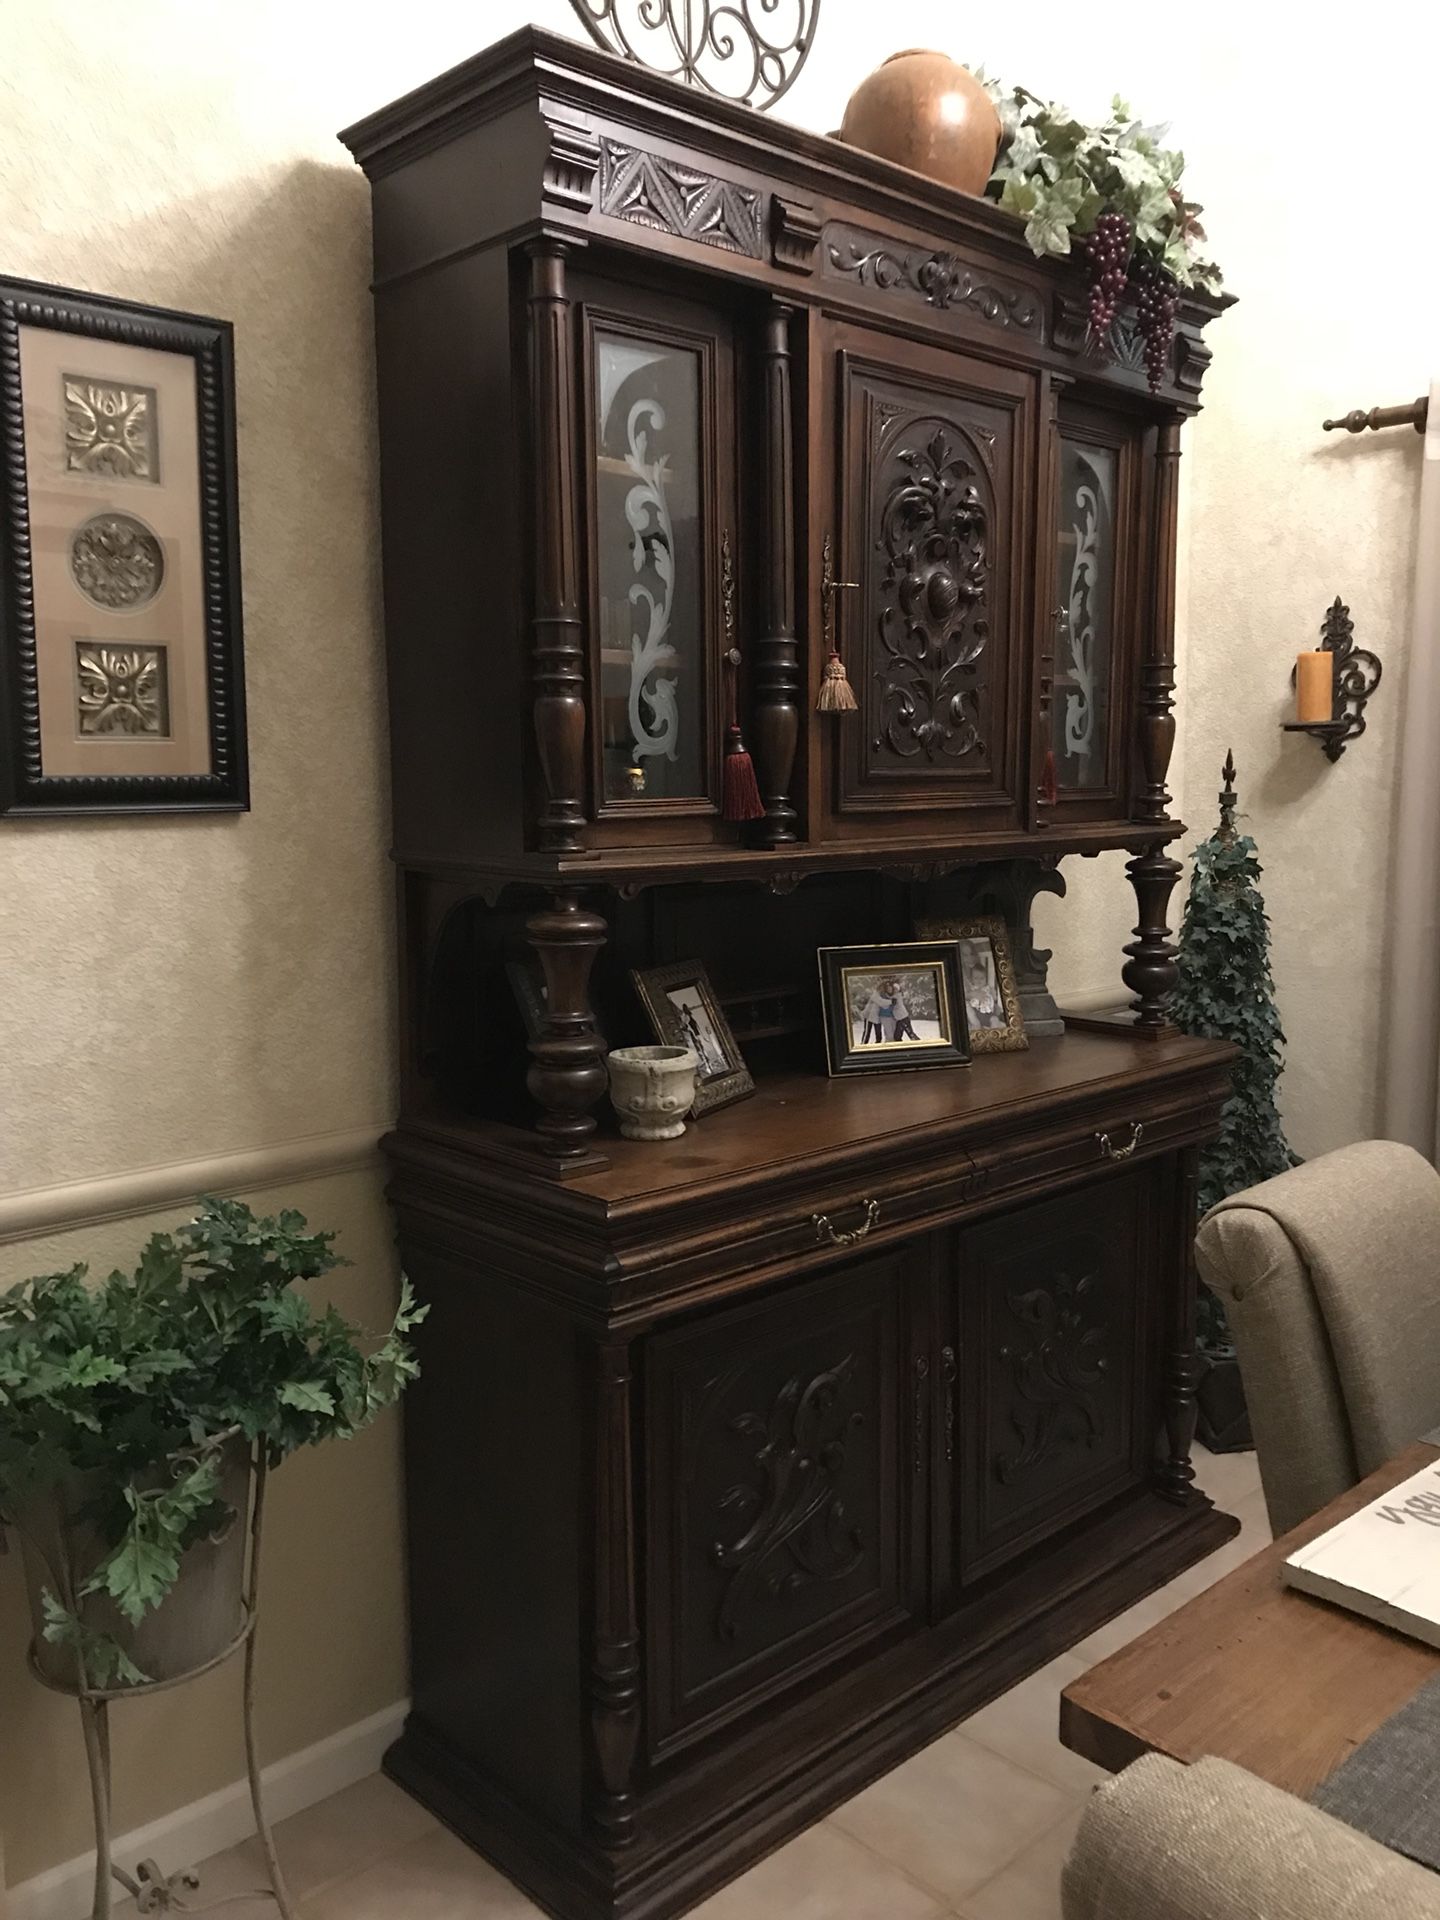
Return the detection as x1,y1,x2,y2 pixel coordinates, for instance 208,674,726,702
722,728,764,823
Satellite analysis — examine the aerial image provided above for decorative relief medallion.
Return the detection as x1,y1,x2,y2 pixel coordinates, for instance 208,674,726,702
621,397,679,765
64,374,158,479
994,1270,1108,1484
828,236,1041,334
711,1356,866,1643
75,643,169,737
874,423,990,763
599,140,764,257
69,512,165,610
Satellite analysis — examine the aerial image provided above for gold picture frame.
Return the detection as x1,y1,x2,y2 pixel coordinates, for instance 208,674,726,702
630,960,754,1116
918,915,1028,1054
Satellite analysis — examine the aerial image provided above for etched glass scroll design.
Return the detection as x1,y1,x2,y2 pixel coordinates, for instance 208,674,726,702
1054,442,1116,788
595,333,705,803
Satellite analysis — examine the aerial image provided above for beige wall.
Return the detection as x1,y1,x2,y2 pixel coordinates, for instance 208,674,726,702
2,0,1435,1890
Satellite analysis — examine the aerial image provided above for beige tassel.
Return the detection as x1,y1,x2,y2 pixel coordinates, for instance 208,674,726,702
816,652,858,712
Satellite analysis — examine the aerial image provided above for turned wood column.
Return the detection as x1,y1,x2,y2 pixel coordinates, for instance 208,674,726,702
1122,841,1182,1027
1158,1146,1202,1502
1137,414,1183,823
524,891,608,1161
527,242,588,854
586,1333,641,1848
752,302,800,845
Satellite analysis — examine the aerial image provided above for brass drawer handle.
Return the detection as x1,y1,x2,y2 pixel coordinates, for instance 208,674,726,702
1096,1122,1144,1162
812,1199,880,1247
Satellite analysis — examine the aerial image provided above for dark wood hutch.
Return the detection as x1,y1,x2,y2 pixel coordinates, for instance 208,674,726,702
341,29,1236,1920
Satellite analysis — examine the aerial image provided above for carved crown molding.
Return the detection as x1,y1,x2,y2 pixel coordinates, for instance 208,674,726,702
826,229,1042,335
598,138,764,257
1054,291,1213,398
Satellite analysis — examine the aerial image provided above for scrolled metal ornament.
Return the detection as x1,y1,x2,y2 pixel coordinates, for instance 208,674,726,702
568,0,821,112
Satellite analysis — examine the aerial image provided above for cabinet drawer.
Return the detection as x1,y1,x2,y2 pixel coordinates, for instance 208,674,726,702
643,1251,925,1759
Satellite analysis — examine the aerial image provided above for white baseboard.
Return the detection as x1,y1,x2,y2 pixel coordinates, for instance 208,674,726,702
8,1700,408,1920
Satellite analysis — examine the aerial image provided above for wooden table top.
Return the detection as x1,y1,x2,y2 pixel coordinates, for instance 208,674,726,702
1060,1444,1440,1795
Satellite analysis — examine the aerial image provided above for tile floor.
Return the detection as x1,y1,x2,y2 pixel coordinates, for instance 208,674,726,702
131,1447,1267,1920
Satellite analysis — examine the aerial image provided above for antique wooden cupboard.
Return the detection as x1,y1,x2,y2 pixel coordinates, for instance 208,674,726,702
342,29,1235,1920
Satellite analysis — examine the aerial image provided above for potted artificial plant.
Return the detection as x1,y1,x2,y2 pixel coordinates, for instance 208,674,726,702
0,1195,425,1693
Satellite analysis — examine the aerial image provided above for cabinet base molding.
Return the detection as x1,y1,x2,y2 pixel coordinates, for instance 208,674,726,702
386,1493,1235,1920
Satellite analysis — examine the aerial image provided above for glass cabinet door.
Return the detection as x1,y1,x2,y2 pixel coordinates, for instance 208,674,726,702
582,290,734,841
1051,436,1117,793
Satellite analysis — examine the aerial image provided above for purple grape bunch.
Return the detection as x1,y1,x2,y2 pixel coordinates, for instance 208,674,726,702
1082,211,1131,340
1133,264,1180,392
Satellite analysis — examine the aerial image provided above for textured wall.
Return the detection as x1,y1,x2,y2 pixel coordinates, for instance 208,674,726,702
1,0,1434,1889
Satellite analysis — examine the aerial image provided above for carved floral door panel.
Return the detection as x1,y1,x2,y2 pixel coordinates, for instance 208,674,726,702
644,1250,927,1760
818,327,1034,839
577,278,738,847
1036,402,1147,825
953,1171,1157,1587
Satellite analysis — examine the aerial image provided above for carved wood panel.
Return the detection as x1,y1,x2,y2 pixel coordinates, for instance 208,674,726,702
645,1251,924,1757
955,1170,1155,1583
828,338,1030,832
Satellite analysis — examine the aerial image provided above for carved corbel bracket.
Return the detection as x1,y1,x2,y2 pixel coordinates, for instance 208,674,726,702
541,115,602,214
771,195,822,274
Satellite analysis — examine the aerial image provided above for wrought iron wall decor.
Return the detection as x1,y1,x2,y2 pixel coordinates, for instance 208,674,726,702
0,275,247,817
568,0,821,111
1282,596,1382,762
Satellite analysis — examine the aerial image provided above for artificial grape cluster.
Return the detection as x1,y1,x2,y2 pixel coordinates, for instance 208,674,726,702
1082,211,1131,339
1133,264,1180,392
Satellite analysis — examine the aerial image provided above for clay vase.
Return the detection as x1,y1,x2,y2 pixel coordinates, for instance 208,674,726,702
607,1045,699,1141
840,50,1001,197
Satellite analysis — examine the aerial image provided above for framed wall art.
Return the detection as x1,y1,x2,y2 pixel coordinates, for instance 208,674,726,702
0,275,247,816
817,940,971,1077
631,960,754,1116
918,914,1028,1054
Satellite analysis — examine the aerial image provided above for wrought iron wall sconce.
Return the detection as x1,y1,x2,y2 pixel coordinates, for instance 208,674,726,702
1282,597,1382,762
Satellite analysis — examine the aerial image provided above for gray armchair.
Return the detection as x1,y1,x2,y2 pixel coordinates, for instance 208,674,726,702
1194,1140,1440,1536
1062,1754,1440,1919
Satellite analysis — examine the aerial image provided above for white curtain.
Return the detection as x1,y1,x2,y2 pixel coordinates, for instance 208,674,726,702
1381,379,1440,1158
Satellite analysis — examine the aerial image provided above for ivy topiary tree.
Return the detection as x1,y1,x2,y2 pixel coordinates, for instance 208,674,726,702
1168,751,1295,1352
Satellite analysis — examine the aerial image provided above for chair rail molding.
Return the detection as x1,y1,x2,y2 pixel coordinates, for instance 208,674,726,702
0,1124,387,1246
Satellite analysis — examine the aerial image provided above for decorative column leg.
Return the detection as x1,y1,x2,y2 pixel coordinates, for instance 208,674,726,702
244,1457,296,1919
526,241,588,854
78,1696,113,1920
1137,415,1183,824
586,1334,640,1849
525,892,609,1163
1158,1146,1202,1502
1122,841,1182,1028
752,302,800,845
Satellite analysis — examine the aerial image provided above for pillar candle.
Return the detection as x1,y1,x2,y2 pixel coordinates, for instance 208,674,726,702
1295,651,1333,725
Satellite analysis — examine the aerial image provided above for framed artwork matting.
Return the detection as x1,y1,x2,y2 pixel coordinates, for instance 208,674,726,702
0,275,247,816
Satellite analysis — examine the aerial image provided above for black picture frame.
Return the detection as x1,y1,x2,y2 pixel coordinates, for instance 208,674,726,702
817,940,971,1077
0,274,248,817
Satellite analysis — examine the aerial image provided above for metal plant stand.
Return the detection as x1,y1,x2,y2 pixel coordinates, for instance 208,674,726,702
26,1454,294,1920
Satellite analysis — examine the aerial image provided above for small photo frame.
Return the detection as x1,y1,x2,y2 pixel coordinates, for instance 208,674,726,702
919,916,1028,1055
817,941,971,1077
0,276,247,816
631,961,754,1116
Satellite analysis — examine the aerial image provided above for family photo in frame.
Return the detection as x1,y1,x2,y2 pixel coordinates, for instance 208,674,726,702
817,941,971,1077
631,959,754,1116
919,915,1029,1054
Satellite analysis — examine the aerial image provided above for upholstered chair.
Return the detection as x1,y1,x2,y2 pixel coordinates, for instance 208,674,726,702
1194,1141,1440,1536
1062,1753,1440,1920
